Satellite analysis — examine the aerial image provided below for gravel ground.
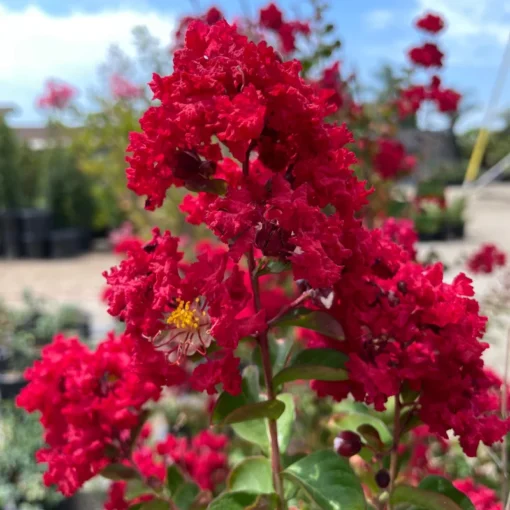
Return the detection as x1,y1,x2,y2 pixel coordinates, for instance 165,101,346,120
1,183,510,370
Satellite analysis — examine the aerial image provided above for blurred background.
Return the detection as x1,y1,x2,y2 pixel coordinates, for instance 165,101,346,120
0,0,510,508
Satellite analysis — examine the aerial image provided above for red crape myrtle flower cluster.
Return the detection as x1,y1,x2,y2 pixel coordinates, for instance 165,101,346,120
415,12,445,34
373,138,417,180
259,3,310,53
104,429,228,509
37,79,76,110
110,74,144,100
117,18,507,457
454,479,502,510
16,333,184,496
468,243,507,274
399,13,461,117
16,10,510,506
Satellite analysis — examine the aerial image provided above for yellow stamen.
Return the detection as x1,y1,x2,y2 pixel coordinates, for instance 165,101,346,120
166,299,201,331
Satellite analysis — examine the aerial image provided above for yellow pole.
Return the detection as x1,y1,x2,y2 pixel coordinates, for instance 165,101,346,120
464,33,510,185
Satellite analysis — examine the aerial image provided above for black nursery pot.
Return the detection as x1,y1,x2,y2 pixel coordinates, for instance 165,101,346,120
21,231,49,259
446,222,465,240
1,209,23,258
50,228,85,258
19,208,51,236
0,346,10,372
0,372,27,400
418,227,447,242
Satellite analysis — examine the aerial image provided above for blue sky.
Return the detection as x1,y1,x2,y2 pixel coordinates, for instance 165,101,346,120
1,0,509,131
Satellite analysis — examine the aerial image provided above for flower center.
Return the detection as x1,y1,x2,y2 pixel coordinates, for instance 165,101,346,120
153,297,212,365
166,298,203,331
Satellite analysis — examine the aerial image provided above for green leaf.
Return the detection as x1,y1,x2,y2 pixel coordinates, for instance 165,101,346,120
256,258,291,276
125,479,150,500
222,399,285,425
228,457,273,494
166,465,185,496
276,393,295,454
232,417,269,451
273,349,348,387
390,485,466,510
252,338,294,375
418,476,475,510
276,308,344,341
328,412,392,446
140,499,170,510
213,367,280,426
232,394,294,454
207,492,278,510
399,409,422,436
187,178,227,195
174,482,200,510
100,463,139,481
357,424,384,452
212,392,248,424
283,450,366,510
242,365,261,404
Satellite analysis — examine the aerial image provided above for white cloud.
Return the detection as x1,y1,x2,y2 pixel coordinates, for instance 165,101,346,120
0,3,176,124
365,9,394,30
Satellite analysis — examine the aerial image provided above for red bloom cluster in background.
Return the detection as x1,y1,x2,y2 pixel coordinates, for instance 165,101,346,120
415,12,445,34
468,244,507,274
454,479,502,510
259,3,310,53
408,43,444,68
37,79,76,110
380,218,418,260
400,12,461,117
373,138,416,179
109,221,144,254
110,74,143,100
16,333,184,496
104,429,229,509
157,430,228,490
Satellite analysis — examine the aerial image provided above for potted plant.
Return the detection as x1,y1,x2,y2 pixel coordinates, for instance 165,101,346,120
0,117,23,258
413,201,445,241
445,196,466,239
45,147,95,258
0,401,64,509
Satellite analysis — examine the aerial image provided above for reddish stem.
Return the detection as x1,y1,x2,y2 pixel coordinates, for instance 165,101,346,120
247,248,286,509
267,289,315,327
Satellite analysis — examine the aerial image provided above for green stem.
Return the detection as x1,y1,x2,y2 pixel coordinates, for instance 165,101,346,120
388,394,402,509
248,248,286,509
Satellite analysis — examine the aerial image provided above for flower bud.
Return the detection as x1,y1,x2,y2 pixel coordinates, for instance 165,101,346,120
375,469,390,489
334,430,362,457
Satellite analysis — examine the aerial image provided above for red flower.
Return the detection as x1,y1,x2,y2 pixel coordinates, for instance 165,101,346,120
380,218,418,260
260,3,284,30
415,13,445,34
157,430,229,490
431,87,462,113
37,79,76,110
16,333,182,496
397,85,427,118
453,479,502,510
104,228,265,394
309,254,509,456
109,222,144,254
373,139,416,179
110,74,143,100
408,43,444,68
468,244,506,274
